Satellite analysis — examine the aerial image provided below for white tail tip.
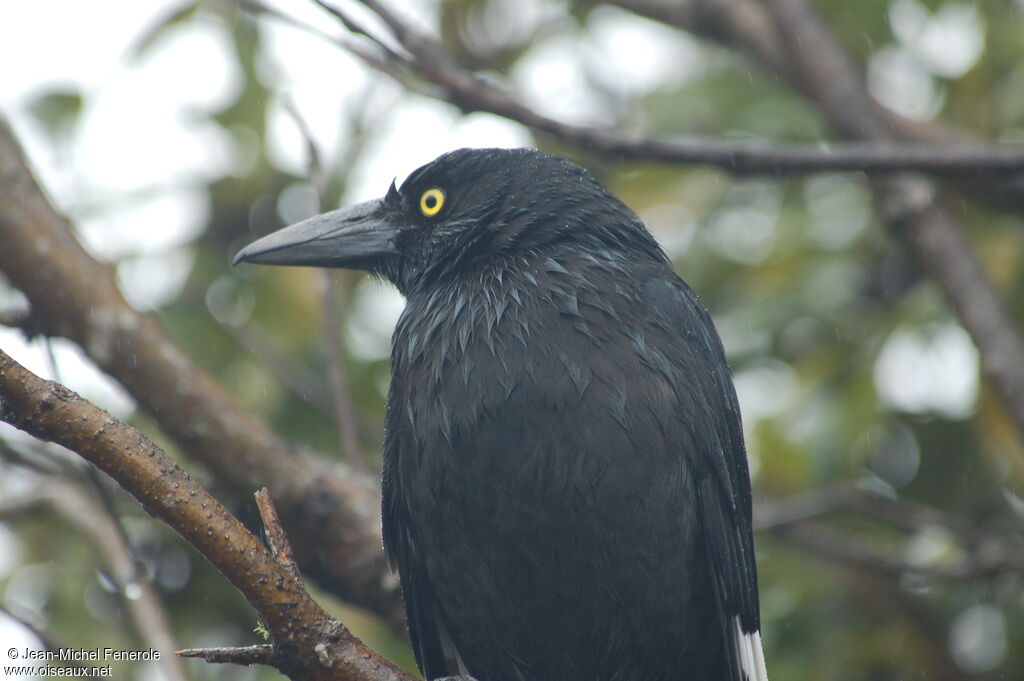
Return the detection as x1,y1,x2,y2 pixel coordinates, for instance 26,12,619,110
733,616,769,681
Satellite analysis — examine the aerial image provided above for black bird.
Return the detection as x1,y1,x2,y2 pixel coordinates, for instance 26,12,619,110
234,148,768,681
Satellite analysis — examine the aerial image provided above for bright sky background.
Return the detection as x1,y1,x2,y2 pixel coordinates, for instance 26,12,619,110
0,1,987,673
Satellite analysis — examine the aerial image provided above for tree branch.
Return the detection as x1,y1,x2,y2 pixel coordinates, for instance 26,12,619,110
255,487,303,581
601,0,1024,212
0,117,404,630
252,0,1024,441
761,0,1024,444
0,347,416,681
597,0,1001,146
178,644,275,666
876,179,1024,439
246,0,1024,179
275,0,1024,444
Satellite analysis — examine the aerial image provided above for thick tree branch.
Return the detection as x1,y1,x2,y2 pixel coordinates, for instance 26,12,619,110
766,0,889,142
876,180,1024,438
762,0,1024,444
0,117,404,630
0,348,416,681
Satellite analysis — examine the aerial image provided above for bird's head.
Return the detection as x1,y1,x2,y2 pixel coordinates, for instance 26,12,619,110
233,147,660,293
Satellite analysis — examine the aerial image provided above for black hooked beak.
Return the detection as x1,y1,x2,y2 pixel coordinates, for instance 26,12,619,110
232,198,400,269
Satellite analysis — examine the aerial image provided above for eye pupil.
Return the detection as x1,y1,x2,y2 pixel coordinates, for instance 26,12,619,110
425,196,436,208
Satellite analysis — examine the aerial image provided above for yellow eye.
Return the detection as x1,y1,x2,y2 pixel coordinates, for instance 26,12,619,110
419,188,445,216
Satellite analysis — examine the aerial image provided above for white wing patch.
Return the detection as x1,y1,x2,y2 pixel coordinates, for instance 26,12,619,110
733,616,769,681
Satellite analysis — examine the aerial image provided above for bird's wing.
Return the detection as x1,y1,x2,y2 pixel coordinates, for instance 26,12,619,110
649,276,767,681
383,425,461,679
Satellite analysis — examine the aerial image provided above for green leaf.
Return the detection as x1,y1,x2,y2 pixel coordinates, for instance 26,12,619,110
26,89,83,139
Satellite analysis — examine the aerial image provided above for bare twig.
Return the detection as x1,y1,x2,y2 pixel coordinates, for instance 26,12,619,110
238,0,435,98
178,645,275,666
601,0,1024,210
257,0,1024,179
310,0,407,59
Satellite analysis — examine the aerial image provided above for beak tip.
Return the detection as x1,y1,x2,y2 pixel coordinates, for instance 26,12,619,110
231,249,248,267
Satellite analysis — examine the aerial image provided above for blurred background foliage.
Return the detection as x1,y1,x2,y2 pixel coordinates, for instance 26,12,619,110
1,1,1024,680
